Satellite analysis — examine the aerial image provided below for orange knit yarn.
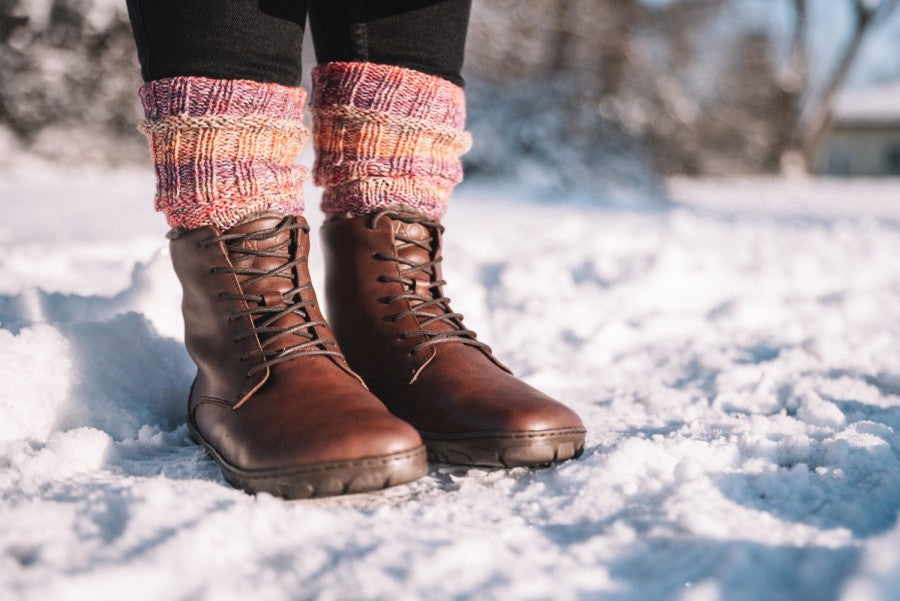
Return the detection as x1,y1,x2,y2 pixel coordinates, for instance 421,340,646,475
310,62,471,220
139,77,309,230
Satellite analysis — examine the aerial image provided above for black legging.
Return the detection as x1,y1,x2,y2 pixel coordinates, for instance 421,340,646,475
125,0,472,87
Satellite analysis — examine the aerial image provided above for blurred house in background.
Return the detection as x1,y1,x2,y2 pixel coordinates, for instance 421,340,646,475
816,83,900,176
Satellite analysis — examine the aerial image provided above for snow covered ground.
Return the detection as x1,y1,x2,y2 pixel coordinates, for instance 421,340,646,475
1,164,899,601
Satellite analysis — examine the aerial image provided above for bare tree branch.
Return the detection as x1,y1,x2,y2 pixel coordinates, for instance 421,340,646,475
765,0,809,170
798,0,899,166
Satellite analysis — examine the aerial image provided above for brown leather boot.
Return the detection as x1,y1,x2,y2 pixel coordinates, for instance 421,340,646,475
169,213,426,498
320,209,586,468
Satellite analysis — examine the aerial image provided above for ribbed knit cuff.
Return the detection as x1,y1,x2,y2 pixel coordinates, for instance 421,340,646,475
310,62,471,220
138,77,309,230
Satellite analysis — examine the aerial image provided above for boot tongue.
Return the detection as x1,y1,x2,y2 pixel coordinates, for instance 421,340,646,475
226,214,317,353
227,214,303,257
390,216,457,333
228,214,300,298
392,219,433,294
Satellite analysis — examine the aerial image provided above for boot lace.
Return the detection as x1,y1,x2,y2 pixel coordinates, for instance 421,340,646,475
201,217,344,376
369,209,493,356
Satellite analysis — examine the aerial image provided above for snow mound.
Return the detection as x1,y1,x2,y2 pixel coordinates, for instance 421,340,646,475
842,520,900,600
1,170,899,600
0,313,192,443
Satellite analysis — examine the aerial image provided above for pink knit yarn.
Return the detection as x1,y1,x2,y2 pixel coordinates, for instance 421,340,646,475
310,62,471,220
138,77,309,230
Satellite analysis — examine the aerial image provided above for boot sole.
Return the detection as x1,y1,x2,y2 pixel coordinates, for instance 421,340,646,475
189,424,427,499
420,427,586,468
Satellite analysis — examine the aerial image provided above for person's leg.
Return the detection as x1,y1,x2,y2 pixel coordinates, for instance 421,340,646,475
127,0,308,230
127,0,306,86
308,0,471,219
309,2,587,467
308,0,470,87
127,1,427,498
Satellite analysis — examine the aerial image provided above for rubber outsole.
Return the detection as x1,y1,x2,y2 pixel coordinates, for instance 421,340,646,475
420,427,587,468
189,424,428,499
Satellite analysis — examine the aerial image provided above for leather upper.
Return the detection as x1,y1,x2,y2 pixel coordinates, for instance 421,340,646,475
170,214,422,471
320,212,585,435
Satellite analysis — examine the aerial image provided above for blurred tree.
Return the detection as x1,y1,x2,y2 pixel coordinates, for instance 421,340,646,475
465,0,727,176
465,0,900,177
778,0,899,172
0,0,145,164
1,0,898,178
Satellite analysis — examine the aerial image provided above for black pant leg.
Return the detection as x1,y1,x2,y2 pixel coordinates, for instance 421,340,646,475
126,0,308,86
307,0,472,87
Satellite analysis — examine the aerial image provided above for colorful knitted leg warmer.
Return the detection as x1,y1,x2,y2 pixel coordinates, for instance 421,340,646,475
310,62,472,220
138,77,309,230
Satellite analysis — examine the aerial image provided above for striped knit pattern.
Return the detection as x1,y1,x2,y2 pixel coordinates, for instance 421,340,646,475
138,77,309,230
310,62,472,220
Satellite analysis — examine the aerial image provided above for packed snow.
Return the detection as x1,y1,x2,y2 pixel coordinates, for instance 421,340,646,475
1,164,899,601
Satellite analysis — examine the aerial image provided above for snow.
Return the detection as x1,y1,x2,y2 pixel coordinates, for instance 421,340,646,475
1,164,899,601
